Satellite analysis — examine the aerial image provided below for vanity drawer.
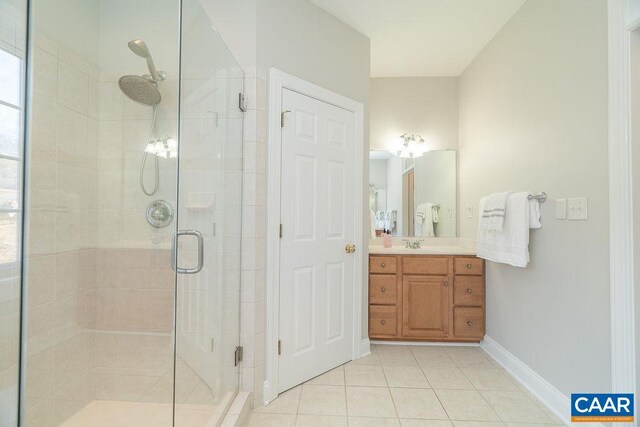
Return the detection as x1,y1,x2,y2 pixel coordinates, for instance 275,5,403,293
453,307,485,338
369,305,398,337
369,275,397,305
454,257,484,275
403,256,449,275
453,276,485,307
370,256,397,274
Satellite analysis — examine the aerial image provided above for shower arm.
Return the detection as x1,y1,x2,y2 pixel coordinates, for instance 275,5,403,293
145,56,161,83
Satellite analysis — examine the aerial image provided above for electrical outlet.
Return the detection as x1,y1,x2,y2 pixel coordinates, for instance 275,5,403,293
567,197,588,220
555,199,567,220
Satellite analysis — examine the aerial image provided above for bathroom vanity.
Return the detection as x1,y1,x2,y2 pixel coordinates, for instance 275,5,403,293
368,248,485,342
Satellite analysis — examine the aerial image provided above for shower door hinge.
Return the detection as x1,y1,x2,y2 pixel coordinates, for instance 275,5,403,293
279,224,283,238
238,93,247,112
281,110,291,127
234,346,243,366
278,340,282,355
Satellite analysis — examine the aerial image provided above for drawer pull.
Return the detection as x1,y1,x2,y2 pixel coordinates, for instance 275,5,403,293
381,287,386,292
381,263,386,268
466,263,473,269
466,288,472,294
380,320,386,325
466,320,473,327
444,281,449,287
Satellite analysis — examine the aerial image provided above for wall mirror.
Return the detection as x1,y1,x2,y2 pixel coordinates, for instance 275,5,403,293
369,149,456,238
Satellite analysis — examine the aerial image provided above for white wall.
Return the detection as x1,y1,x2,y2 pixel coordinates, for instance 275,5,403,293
370,77,458,151
631,27,640,418
458,0,610,396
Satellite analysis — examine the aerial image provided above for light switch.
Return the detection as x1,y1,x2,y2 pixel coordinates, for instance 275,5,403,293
466,203,473,218
555,199,567,220
567,197,588,220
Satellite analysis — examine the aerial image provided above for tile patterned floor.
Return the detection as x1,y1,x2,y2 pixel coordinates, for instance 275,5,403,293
245,345,566,426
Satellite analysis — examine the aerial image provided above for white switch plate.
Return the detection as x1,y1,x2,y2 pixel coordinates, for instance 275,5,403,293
555,199,567,220
567,197,588,220
465,203,473,218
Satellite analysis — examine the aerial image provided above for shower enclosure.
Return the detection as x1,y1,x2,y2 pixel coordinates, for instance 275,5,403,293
1,0,244,425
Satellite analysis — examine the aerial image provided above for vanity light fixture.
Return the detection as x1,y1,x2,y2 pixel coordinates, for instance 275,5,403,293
390,133,430,158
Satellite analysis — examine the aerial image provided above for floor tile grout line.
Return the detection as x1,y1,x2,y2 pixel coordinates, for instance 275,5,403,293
380,360,401,421
343,361,349,426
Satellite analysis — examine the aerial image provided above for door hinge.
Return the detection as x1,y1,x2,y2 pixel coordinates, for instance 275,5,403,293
278,340,282,355
279,224,283,238
238,93,247,112
281,110,291,127
234,346,243,366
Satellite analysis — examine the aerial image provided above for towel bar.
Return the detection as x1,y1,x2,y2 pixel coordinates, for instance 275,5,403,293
527,192,547,203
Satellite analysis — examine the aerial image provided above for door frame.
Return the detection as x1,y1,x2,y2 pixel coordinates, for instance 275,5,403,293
264,69,365,404
608,0,637,400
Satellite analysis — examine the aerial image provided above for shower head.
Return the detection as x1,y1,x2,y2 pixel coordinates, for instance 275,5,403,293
118,75,161,106
128,39,152,58
127,39,163,83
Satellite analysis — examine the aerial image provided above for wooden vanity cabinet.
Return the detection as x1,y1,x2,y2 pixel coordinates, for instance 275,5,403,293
368,254,485,342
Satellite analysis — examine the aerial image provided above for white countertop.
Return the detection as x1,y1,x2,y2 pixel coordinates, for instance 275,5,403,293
369,237,477,256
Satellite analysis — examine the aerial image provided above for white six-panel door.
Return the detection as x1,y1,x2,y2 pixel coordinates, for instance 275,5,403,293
278,88,356,392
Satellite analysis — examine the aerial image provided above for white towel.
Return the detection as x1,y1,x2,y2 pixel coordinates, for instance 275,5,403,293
415,203,435,237
369,208,377,239
476,192,541,268
479,192,511,231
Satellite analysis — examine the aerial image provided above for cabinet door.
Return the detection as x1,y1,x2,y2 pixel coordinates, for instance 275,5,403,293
402,275,449,338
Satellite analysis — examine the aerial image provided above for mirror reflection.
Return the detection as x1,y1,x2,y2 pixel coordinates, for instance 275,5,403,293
369,150,456,238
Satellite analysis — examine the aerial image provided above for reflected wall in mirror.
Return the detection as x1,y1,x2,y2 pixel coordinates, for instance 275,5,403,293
369,150,456,238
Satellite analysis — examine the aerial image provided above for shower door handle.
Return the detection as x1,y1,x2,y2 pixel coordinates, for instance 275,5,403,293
172,230,204,274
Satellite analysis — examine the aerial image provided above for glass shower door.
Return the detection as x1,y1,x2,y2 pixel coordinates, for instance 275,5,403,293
173,0,243,424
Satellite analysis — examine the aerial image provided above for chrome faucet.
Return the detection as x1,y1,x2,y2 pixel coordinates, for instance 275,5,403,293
403,239,424,249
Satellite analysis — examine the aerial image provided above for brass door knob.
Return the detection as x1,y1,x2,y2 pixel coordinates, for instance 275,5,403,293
443,281,449,287
381,287,386,292
466,263,473,269
467,321,473,327
466,288,472,294
345,244,356,253
380,320,386,325
380,262,385,267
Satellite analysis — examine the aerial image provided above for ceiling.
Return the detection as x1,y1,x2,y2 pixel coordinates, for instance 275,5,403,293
310,0,526,77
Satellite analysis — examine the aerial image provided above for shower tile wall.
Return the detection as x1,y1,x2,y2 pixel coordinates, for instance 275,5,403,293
26,33,99,426
240,66,268,409
25,20,245,427
25,31,181,425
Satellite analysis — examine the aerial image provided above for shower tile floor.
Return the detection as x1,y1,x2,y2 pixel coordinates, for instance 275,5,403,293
245,345,566,426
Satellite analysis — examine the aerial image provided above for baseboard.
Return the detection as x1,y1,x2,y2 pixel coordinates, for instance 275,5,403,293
360,338,371,357
371,340,479,347
481,336,573,426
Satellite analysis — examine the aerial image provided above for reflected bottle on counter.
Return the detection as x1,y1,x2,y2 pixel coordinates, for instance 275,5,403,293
383,229,393,248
